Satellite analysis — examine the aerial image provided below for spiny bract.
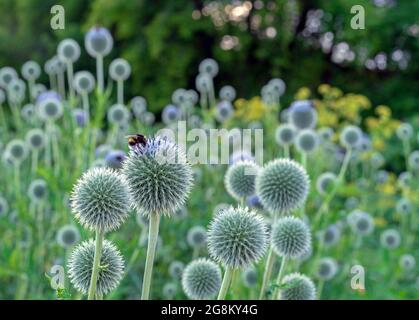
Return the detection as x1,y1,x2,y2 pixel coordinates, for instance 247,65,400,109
224,160,259,201
280,273,316,300
122,136,193,216
181,258,222,300
71,167,131,232
207,206,268,269
256,158,309,214
68,239,124,296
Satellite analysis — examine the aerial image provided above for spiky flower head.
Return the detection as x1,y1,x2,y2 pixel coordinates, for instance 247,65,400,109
242,267,258,288
317,127,334,142
380,229,401,249
5,139,28,165
21,61,41,81
0,66,18,88
7,78,26,104
396,123,413,140
56,225,80,248
268,78,286,97
162,104,180,124
163,282,177,299
397,172,411,188
224,160,259,201
169,260,185,279
256,159,310,214
85,26,113,58
295,129,319,154
57,39,80,64
37,96,63,122
322,224,341,247
104,150,126,169
347,210,374,236
316,257,338,281
408,150,419,170
288,100,317,130
215,100,233,122
271,216,311,259
130,96,147,119
181,258,222,300
399,254,416,271
109,58,131,81
316,172,337,196
370,152,385,169
107,104,130,126
280,273,316,300
340,125,362,149
199,58,219,77
275,124,296,146
207,206,268,269
219,85,236,102
187,226,207,248
396,198,412,215
73,71,95,94
28,179,48,203
71,167,130,232
122,136,193,217
68,239,124,296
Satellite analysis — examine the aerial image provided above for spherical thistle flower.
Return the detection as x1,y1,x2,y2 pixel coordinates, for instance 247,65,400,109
186,89,199,105
316,172,337,196
229,149,254,165
322,224,341,247
256,158,310,214
316,257,338,281
130,96,147,119
271,216,311,259
162,104,180,124
375,170,389,184
85,26,113,58
288,100,317,130
68,239,124,296
36,90,61,104
195,73,212,92
5,139,28,165
275,124,296,146
396,198,412,215
399,254,416,271
109,58,131,81
317,127,334,142
21,60,41,81
280,273,316,300
224,160,259,201
56,225,80,248
73,108,87,127
408,150,419,170
122,136,193,216
71,167,130,232
340,125,362,149
348,210,374,236
370,152,385,169
25,129,45,151
32,83,47,100
199,58,219,77
0,66,18,88
73,71,95,94
7,78,26,104
107,103,130,126
163,282,177,299
247,195,264,210
169,260,185,279
28,179,48,203
172,88,187,105
356,135,372,153
215,100,233,122
219,85,236,102
268,78,286,97
295,129,319,154
396,123,413,140
187,226,207,248
21,103,35,121
57,39,81,63
182,258,222,300
141,111,155,126
242,267,258,288
104,150,126,169
397,172,411,189
37,97,63,122
207,206,268,268
380,229,401,249
0,196,9,217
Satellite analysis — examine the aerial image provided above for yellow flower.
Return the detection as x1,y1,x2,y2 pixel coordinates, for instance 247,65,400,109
295,87,311,100
318,84,331,95
374,217,387,227
376,105,391,117
234,96,266,121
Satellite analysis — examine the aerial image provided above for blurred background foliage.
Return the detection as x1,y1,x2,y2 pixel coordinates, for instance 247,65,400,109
0,0,418,117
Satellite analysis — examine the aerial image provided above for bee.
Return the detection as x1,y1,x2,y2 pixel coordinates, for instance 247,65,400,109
126,134,147,148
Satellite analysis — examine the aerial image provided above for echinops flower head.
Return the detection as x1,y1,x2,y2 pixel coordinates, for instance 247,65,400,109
169,260,185,279
85,26,113,57
5,139,28,165
275,124,296,146
187,225,207,248
28,179,48,203
37,97,63,122
219,85,236,102
199,58,219,77
396,198,412,215
215,100,233,122
408,150,419,170
0,66,18,88
207,206,268,269
348,210,374,236
316,172,337,196
280,273,316,300
182,258,222,300
162,104,180,124
396,123,413,140
107,104,130,126
73,71,95,94
122,136,193,216
340,125,362,149
56,225,80,248
256,159,309,214
399,254,416,271
162,282,177,299
71,167,131,232
57,39,81,63
380,229,401,249
288,100,317,130
224,160,259,201
295,129,319,154
130,96,147,118
109,58,131,81
21,61,41,81
316,257,338,281
271,216,311,259
242,267,258,288
68,239,124,296
104,150,126,169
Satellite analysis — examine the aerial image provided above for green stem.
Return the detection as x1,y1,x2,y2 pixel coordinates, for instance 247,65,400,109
87,228,105,300
96,55,104,92
141,213,161,300
117,79,124,105
272,256,288,299
217,266,234,300
259,245,275,299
